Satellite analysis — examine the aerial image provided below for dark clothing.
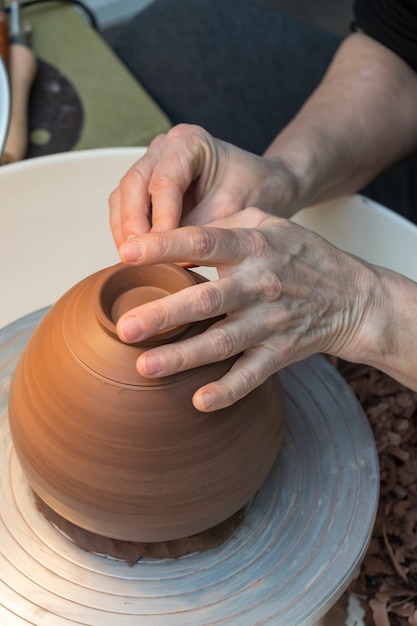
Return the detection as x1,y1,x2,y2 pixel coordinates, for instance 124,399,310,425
114,0,417,223
354,0,417,72
114,0,341,155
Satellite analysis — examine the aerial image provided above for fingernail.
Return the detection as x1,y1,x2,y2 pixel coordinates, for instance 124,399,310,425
200,390,215,411
120,239,142,262
119,316,142,342
141,353,162,375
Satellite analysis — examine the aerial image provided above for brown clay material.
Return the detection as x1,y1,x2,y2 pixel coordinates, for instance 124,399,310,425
8,263,285,542
33,491,246,566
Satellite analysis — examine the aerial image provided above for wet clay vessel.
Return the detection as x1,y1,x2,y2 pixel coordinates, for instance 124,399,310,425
8,263,285,543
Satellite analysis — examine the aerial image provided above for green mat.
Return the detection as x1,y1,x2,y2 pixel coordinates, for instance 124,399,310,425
27,2,171,151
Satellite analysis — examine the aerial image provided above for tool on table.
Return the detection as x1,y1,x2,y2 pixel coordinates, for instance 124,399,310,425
0,0,8,68
1,0,37,165
0,50,10,159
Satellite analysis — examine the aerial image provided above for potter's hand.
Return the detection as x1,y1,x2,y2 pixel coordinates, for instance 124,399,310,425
116,207,381,411
109,124,299,256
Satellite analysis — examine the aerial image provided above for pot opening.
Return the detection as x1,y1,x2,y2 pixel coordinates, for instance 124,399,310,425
94,263,196,344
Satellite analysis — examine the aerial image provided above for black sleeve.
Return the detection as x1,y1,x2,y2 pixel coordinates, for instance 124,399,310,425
352,0,417,72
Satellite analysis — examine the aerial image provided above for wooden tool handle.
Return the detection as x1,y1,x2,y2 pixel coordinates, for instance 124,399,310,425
0,13,8,68
1,43,37,165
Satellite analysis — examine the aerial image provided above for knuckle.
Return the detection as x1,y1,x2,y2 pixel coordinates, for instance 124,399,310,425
167,123,192,140
195,283,224,318
148,300,170,330
120,166,147,190
148,170,172,196
154,232,172,257
236,366,258,396
186,226,216,257
246,229,272,257
168,123,206,141
170,346,187,371
148,133,167,150
210,327,238,360
223,384,241,407
257,270,282,301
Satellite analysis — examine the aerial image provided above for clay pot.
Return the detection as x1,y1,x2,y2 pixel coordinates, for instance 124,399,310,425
8,263,285,542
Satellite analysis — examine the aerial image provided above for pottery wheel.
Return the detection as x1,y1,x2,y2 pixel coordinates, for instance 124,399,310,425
0,308,379,626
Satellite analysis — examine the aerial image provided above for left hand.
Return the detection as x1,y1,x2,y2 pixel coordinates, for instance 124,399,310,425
116,207,378,411
109,124,300,251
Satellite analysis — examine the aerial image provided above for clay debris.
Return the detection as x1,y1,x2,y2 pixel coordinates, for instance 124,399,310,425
34,491,245,566
328,358,417,626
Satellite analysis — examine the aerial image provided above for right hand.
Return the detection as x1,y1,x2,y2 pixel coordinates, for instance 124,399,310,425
114,207,382,411
109,124,300,261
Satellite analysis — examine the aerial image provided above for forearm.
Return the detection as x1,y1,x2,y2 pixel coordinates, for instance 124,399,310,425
264,33,417,213
332,263,417,391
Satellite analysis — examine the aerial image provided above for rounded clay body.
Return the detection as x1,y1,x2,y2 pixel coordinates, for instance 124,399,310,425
8,263,285,542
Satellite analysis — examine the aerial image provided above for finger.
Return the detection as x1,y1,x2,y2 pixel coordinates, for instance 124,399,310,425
146,127,209,232
135,328,239,379
119,219,270,268
135,311,266,377
193,347,279,412
116,275,259,344
108,185,122,249
116,142,164,241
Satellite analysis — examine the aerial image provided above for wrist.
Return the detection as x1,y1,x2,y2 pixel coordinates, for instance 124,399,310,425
334,265,417,390
256,155,305,218
262,131,334,217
